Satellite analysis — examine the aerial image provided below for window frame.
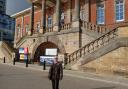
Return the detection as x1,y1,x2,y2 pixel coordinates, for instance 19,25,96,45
96,1,105,25
36,22,40,32
115,0,125,22
47,16,52,28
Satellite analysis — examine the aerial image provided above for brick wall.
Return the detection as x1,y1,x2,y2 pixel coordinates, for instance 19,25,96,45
90,0,96,24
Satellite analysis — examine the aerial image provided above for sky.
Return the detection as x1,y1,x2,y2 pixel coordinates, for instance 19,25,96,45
6,0,31,15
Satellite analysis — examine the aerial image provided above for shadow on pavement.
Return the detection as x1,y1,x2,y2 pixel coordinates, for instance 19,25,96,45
93,86,115,89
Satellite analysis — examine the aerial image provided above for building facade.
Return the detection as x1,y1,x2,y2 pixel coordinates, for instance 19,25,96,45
0,0,6,14
0,0,15,42
12,0,128,75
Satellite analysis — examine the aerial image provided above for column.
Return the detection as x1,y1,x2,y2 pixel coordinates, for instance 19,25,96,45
40,0,46,34
68,0,72,23
72,0,80,28
88,0,91,22
72,0,81,48
28,3,34,35
53,0,61,31
74,0,80,21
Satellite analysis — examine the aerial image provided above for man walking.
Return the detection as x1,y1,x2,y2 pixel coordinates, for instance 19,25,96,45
48,56,63,89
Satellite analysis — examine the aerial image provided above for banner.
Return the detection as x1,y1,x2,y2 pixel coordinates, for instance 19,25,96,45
45,48,57,56
19,48,24,54
19,47,28,54
40,56,55,64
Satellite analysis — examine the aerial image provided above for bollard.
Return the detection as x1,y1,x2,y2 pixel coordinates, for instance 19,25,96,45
3,57,5,63
13,58,15,65
64,53,68,68
26,59,28,67
43,60,46,70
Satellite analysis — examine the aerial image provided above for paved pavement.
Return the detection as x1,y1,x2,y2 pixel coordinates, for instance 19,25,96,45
0,62,128,89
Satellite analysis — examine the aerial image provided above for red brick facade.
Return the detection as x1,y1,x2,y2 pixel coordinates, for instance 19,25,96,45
90,0,128,27
13,0,128,43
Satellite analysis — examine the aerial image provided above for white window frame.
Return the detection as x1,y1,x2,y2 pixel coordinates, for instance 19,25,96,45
115,0,125,22
96,2,105,24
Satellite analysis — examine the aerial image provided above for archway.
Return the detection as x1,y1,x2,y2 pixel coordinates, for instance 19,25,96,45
33,41,58,62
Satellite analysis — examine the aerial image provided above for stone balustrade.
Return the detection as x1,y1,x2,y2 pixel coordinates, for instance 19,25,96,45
60,23,71,30
46,27,53,32
68,28,118,64
81,21,109,33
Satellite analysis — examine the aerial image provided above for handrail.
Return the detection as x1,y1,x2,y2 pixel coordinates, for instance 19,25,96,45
81,21,109,33
1,41,13,60
16,35,27,47
67,28,118,64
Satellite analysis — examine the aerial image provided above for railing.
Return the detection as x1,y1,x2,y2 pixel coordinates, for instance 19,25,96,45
68,28,118,64
60,23,71,30
46,27,53,32
81,21,109,33
1,41,13,61
16,35,27,47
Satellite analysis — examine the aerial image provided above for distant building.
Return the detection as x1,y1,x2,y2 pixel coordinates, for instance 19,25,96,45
0,0,6,14
0,14,15,42
0,0,15,42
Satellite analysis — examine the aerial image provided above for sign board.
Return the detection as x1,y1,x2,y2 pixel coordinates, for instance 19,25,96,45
20,54,25,60
19,48,24,54
20,54,28,60
19,47,28,54
24,47,28,54
45,48,57,56
40,56,55,64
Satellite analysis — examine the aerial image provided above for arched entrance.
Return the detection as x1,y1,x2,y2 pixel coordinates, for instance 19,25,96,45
33,41,58,62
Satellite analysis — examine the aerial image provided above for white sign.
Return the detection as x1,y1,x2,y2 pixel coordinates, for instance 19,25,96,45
45,48,57,56
40,56,55,64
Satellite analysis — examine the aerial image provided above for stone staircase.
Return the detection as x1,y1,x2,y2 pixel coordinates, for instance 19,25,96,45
0,41,15,63
65,25,119,70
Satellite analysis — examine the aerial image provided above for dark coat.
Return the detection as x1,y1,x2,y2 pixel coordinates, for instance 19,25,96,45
48,62,63,80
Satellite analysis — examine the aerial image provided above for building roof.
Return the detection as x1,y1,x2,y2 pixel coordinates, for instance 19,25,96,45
11,7,31,18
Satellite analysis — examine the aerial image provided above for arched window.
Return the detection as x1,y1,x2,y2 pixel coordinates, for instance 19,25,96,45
115,0,124,22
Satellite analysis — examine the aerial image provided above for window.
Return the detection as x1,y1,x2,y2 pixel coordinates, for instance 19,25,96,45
97,2,105,24
60,10,64,26
36,22,40,32
17,24,21,38
25,24,29,33
80,10,85,21
47,16,52,28
115,0,124,22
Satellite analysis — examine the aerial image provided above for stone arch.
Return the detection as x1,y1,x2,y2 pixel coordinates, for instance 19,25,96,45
31,35,66,59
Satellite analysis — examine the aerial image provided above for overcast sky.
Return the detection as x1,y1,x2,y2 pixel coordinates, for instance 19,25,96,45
6,0,31,15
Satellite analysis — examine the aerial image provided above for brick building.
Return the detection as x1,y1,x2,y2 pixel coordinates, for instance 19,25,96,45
12,0,128,75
